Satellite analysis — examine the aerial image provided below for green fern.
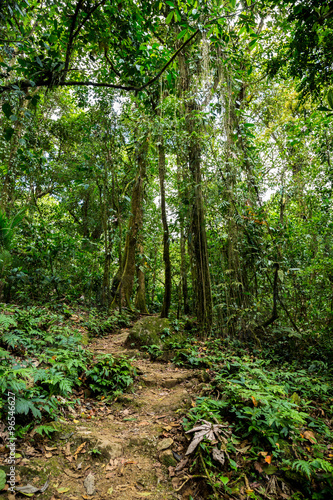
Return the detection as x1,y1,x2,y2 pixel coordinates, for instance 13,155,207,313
292,458,333,478
0,314,17,331
15,398,42,419
34,425,56,438
292,460,313,478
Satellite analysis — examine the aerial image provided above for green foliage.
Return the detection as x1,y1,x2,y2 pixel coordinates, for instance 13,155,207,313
142,344,163,360
0,305,134,426
0,468,6,491
182,338,333,498
85,354,135,397
0,313,17,331
34,424,56,438
84,309,130,337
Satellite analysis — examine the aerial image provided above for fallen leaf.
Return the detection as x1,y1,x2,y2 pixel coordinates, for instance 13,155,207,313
15,477,50,495
84,472,95,495
254,462,263,473
107,487,113,495
185,420,229,455
304,430,316,444
139,421,150,426
258,451,268,457
45,452,53,458
64,468,81,479
58,487,70,494
251,396,258,407
45,446,57,451
212,446,225,466
73,442,86,458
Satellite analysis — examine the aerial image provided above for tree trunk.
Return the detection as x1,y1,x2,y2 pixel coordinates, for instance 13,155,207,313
176,154,190,315
178,47,213,333
110,139,148,310
134,243,148,313
158,139,171,318
187,114,213,333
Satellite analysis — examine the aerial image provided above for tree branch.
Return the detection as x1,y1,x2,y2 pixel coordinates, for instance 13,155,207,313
1,27,200,94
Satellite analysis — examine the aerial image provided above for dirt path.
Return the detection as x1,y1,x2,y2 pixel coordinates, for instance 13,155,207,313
11,329,200,500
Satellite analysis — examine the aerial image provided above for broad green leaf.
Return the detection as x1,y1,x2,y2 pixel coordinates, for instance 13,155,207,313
166,11,174,24
327,89,333,109
177,29,187,39
0,469,6,490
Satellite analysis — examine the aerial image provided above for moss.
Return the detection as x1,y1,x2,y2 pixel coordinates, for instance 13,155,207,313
278,439,294,459
80,329,90,345
285,469,304,485
159,449,177,467
125,316,170,349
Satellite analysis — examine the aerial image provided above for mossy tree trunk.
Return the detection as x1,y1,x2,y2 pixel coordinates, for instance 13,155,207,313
135,242,148,313
110,139,148,310
178,47,213,334
158,138,171,318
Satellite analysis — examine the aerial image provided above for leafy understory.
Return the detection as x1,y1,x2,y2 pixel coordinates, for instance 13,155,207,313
179,338,333,499
0,306,135,426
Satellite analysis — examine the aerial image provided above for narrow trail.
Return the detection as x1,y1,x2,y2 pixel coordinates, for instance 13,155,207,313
16,327,201,500
80,328,199,499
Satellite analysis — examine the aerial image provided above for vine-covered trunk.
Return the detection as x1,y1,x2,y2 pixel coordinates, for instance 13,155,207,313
178,46,212,333
110,140,148,310
134,242,148,313
158,139,171,318
176,154,190,315
187,113,213,333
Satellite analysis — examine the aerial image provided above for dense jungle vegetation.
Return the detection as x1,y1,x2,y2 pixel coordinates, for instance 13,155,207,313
1,1,333,499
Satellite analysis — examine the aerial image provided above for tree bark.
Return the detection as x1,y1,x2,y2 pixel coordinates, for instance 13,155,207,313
178,46,213,333
110,139,148,310
187,112,213,333
134,243,148,313
158,139,171,318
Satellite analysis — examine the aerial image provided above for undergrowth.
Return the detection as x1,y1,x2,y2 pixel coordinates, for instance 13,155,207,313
0,305,135,433
179,336,333,500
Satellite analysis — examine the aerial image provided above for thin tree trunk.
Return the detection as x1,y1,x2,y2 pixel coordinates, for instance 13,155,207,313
177,154,190,315
135,243,148,313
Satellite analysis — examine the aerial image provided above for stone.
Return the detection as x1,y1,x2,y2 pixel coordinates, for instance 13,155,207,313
157,438,174,452
105,442,123,460
159,449,177,467
125,316,170,349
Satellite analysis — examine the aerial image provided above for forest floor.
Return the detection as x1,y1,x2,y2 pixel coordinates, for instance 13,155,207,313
1,307,333,500
2,325,202,500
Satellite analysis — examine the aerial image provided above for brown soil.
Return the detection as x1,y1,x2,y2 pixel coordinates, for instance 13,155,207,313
4,328,202,500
